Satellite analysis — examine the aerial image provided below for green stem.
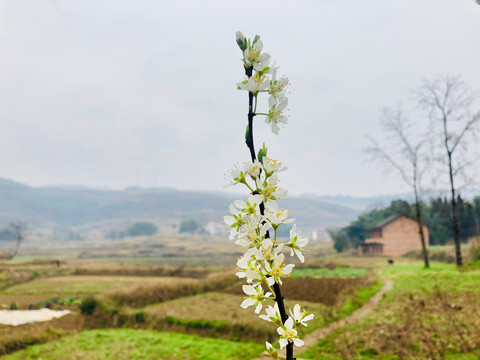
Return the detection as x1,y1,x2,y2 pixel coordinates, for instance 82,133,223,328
243,182,255,193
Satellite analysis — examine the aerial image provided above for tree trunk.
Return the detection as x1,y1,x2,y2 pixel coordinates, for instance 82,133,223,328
448,152,463,266
414,187,429,268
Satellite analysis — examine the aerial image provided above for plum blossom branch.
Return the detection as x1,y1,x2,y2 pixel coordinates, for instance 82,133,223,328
224,31,312,360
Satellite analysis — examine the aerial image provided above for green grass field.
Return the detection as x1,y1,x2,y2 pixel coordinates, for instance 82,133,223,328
2,329,265,360
301,262,480,359
382,262,480,293
291,267,367,278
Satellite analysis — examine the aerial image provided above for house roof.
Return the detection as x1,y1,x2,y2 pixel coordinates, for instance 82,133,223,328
369,214,404,230
361,242,383,246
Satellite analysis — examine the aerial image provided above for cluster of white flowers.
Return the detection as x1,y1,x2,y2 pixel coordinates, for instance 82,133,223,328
228,31,310,359
224,156,311,357
236,31,290,135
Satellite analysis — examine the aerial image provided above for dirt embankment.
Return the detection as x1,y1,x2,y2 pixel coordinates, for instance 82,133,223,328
224,276,373,305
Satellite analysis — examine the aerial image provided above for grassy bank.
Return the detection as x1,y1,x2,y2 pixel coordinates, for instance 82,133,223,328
301,262,480,359
2,329,265,360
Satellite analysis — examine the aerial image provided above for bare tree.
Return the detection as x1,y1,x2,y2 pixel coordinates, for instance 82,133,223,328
9,222,26,259
366,106,430,268
0,222,26,260
417,75,480,266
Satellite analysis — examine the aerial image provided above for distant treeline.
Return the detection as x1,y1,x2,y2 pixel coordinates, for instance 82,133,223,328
329,196,480,252
106,221,158,239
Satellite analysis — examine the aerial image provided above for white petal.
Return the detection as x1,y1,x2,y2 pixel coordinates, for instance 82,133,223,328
285,317,294,330
259,315,271,322
242,285,257,296
278,98,288,110
255,302,262,314
271,123,280,135
223,216,235,226
303,314,314,322
269,96,277,108
262,238,273,249
240,298,256,309
274,188,288,199
245,270,261,280
297,238,309,247
295,249,305,263
249,194,264,205
293,338,304,347
234,200,247,209
283,264,295,275
293,304,301,318
279,338,288,349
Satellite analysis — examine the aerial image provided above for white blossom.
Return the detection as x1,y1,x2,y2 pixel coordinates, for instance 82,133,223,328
264,253,294,285
290,304,314,327
243,40,271,71
265,97,288,135
285,224,309,263
262,157,287,175
256,174,288,202
269,69,289,100
223,203,245,240
224,164,246,188
265,200,295,229
259,302,282,325
234,194,263,216
277,317,304,349
240,284,272,314
255,239,283,271
237,75,269,94
244,160,262,178
236,215,268,247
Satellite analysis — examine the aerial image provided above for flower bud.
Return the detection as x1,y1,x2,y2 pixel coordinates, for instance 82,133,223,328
266,342,279,359
236,31,247,51
257,143,267,163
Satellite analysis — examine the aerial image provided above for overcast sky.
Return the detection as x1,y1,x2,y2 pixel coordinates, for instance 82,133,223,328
1,0,479,197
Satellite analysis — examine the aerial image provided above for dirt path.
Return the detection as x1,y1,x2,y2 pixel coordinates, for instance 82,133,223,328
253,277,394,360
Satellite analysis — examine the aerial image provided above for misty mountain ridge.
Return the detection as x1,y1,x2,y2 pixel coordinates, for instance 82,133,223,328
2,178,476,235
0,178,360,233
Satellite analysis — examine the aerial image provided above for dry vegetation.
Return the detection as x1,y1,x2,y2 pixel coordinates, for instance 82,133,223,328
106,271,238,308
0,314,83,355
224,272,375,306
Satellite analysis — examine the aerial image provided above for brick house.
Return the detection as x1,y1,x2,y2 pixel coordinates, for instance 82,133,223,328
361,214,429,256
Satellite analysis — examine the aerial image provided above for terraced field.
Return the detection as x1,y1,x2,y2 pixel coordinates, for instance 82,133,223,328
0,259,381,359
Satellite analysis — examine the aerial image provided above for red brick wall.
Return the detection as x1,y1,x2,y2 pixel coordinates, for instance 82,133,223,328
381,216,429,256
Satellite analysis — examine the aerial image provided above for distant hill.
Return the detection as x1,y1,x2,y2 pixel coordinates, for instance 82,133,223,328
306,189,480,211
0,178,360,233
301,194,414,211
